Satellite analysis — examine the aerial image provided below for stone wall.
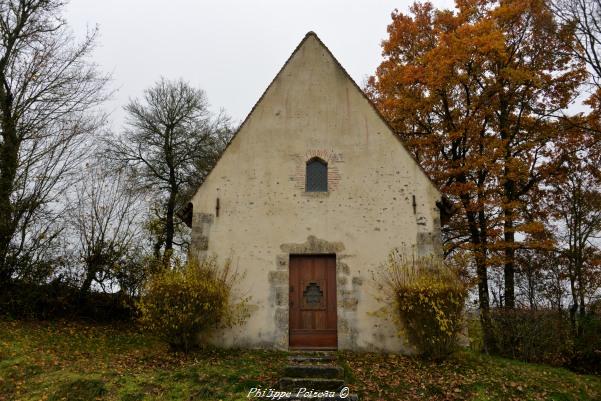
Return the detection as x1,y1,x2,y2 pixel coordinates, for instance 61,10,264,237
191,33,442,352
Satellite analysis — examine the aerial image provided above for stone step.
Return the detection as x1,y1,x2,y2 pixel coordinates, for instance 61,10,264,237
278,377,345,391
287,354,337,364
284,364,343,379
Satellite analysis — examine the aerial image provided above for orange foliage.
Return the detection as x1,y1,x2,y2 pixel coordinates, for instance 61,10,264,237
368,0,587,315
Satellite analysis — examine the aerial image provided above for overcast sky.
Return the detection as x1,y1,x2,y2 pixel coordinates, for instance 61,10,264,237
64,0,456,129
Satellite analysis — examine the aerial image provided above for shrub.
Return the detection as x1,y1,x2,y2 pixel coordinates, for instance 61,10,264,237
572,313,601,374
379,249,467,359
489,308,574,366
0,280,135,321
482,308,601,374
137,256,248,352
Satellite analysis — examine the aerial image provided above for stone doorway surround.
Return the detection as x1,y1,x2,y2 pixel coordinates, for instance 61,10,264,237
269,236,362,350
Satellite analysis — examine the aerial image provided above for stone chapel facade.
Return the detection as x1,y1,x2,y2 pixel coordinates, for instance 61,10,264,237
185,32,444,352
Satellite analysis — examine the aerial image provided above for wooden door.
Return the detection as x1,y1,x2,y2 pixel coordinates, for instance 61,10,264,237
289,255,337,349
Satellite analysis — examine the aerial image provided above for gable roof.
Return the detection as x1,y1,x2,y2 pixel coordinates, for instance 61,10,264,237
181,31,442,226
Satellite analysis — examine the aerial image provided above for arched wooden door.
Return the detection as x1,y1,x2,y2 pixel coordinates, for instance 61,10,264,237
289,255,337,349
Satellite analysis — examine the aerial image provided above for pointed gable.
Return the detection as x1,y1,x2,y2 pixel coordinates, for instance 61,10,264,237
187,32,440,210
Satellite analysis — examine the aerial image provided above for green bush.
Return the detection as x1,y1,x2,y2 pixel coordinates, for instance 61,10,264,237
137,257,248,352
380,250,467,360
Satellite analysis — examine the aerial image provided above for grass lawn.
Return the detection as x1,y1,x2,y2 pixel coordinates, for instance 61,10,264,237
0,320,599,401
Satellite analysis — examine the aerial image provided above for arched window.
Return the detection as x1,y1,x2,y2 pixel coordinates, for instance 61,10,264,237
306,158,328,192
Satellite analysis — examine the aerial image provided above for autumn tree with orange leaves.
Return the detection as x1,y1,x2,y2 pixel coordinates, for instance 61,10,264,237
367,0,586,348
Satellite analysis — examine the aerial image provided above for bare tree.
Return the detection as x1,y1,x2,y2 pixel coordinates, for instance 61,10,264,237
0,0,109,284
66,164,143,294
106,78,231,262
541,123,601,335
553,0,601,90
551,166,601,319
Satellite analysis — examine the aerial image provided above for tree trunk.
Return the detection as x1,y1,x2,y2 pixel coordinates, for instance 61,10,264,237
575,250,586,337
461,191,495,352
80,268,96,294
503,207,516,309
81,250,101,294
164,186,176,257
499,99,516,310
567,259,579,336
477,208,495,352
502,141,516,309
0,78,18,284
477,256,495,352
163,127,176,263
